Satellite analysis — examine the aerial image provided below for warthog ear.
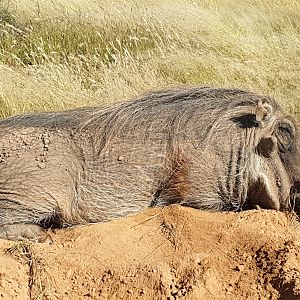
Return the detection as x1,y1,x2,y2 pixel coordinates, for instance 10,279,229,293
255,99,273,128
231,99,273,129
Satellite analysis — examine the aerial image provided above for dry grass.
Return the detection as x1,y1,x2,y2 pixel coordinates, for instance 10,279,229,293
4,241,48,299
0,0,299,118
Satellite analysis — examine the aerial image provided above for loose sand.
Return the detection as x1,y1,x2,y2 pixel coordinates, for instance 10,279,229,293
1,205,300,299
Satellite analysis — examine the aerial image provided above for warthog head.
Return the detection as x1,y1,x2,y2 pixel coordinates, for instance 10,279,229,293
225,97,300,211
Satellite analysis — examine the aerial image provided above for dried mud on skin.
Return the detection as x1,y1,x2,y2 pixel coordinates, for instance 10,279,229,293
1,206,300,300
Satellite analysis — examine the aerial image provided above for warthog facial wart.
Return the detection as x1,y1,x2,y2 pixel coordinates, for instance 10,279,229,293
0,87,300,242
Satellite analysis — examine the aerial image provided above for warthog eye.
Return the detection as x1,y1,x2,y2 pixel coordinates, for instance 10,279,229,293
276,122,295,152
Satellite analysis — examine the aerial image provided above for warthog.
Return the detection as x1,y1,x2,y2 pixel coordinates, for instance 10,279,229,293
0,87,300,242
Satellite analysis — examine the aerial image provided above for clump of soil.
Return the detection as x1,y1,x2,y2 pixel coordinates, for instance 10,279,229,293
1,205,300,299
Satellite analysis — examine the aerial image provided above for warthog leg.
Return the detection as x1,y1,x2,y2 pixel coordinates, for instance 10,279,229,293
0,224,53,243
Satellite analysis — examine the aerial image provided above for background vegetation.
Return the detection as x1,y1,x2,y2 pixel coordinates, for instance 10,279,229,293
0,0,299,118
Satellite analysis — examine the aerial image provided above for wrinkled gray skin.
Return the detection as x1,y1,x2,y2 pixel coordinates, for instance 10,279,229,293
0,87,300,242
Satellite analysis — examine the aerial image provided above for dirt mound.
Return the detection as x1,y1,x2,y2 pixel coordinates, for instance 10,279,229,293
1,206,300,300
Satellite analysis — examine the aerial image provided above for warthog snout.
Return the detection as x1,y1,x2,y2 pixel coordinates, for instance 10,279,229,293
0,86,299,242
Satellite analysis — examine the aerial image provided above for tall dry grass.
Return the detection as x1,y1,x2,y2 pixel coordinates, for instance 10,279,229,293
0,0,299,118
